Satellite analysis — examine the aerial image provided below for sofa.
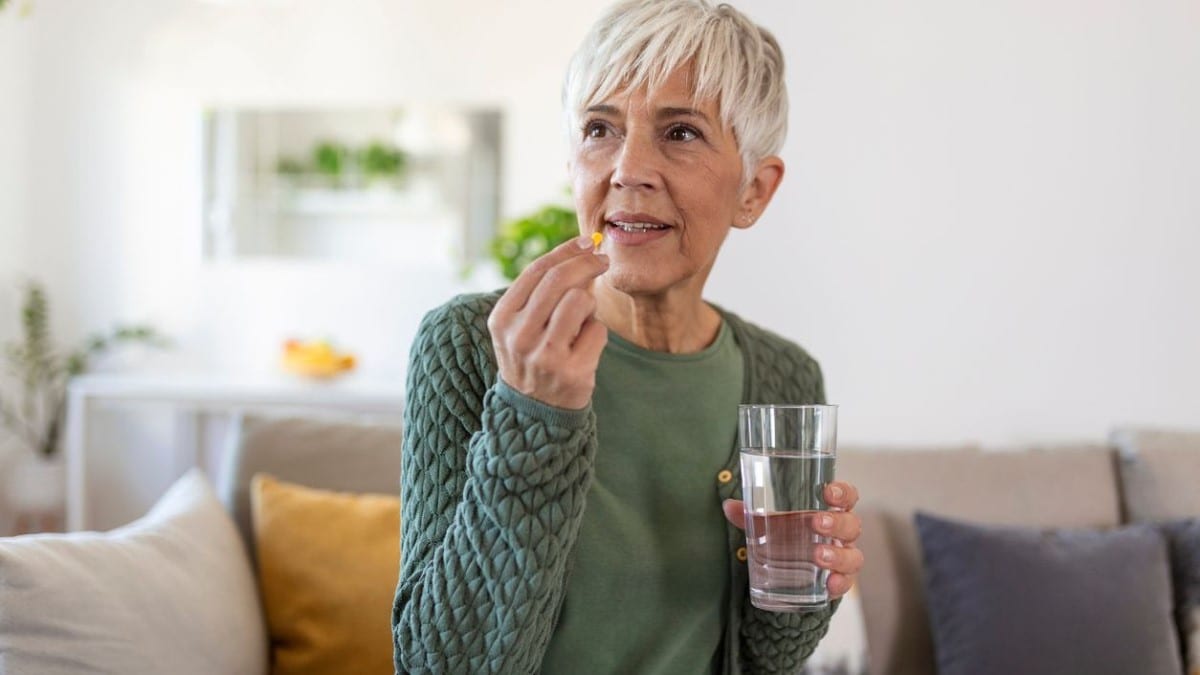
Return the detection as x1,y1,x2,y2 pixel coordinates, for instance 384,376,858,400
0,416,1196,675
840,428,1200,675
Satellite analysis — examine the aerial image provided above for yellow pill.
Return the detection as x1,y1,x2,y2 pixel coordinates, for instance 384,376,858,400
591,232,604,248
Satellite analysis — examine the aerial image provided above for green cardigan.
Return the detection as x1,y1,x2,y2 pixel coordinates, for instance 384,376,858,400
392,291,836,674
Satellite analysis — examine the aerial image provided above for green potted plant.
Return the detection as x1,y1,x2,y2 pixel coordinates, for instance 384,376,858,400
0,282,169,532
312,140,349,188
358,141,408,186
490,203,580,281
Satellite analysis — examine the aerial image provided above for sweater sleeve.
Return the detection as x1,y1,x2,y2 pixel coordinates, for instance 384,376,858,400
739,601,839,673
392,298,598,674
739,349,838,673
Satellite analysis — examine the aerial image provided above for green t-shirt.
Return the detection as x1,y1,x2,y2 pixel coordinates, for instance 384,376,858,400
539,319,744,674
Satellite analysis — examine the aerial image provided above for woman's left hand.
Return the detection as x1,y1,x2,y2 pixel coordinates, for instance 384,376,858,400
722,480,864,600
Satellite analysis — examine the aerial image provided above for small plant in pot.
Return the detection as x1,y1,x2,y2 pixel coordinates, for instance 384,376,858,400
312,140,350,188
0,281,169,533
490,202,579,281
358,141,408,187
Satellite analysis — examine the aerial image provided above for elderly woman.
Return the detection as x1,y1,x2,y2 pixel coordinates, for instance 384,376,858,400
392,0,864,672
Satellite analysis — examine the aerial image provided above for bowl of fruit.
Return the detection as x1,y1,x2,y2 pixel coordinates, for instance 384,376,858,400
281,338,357,379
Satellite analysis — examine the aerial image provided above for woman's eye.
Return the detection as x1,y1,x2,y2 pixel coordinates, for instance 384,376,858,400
666,125,699,142
584,122,609,139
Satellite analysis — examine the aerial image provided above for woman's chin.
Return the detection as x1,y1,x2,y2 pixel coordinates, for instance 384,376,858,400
602,267,675,297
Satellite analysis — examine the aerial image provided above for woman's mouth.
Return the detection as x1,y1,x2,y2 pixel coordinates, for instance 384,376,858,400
604,220,673,245
608,220,670,233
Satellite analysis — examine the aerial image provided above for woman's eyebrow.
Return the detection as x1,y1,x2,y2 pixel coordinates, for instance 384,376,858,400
584,104,711,125
657,107,711,124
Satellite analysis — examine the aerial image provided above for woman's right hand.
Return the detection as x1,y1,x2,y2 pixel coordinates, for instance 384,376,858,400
488,235,610,410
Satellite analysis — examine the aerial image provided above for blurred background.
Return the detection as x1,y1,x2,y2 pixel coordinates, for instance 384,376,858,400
0,0,1197,531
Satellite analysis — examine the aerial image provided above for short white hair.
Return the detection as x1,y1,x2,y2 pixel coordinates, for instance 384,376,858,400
562,0,788,179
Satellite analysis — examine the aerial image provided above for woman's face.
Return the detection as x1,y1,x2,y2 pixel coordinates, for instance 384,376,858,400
569,66,777,298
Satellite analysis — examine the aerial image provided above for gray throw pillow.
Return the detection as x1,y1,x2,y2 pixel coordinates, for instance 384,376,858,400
1162,520,1200,675
915,511,1183,675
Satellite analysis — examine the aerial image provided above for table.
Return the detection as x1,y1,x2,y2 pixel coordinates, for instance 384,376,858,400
64,371,405,531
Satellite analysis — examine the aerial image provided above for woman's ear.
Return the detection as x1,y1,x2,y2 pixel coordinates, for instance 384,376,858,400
735,156,785,229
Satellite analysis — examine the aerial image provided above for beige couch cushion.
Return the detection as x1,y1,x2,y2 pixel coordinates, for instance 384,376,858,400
1111,427,1200,522
216,414,403,560
839,445,1121,675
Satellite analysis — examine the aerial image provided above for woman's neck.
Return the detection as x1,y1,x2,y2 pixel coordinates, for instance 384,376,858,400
593,281,722,354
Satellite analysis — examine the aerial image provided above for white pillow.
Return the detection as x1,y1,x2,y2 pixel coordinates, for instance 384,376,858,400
0,469,268,675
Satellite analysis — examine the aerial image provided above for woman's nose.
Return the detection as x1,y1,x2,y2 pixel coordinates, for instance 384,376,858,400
610,135,662,190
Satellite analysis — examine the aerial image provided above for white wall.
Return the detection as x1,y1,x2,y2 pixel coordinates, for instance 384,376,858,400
0,11,31,332
10,0,1200,516
709,0,1200,444
0,9,33,529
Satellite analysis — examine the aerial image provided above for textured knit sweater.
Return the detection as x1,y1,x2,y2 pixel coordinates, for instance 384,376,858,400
392,291,836,674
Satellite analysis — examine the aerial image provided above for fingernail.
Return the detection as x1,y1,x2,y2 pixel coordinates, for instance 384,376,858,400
819,515,834,530
820,547,835,563
576,235,594,249
830,485,844,500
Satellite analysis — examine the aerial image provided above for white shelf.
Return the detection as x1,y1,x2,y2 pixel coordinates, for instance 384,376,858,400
263,186,444,219
68,371,405,414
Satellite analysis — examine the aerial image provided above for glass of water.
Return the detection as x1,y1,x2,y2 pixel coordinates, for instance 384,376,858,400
738,404,838,612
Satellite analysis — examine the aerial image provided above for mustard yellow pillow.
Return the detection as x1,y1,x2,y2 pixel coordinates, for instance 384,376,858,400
250,474,400,675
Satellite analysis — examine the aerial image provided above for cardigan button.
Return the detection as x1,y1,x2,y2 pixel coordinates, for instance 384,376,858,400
717,469,733,484
736,546,748,562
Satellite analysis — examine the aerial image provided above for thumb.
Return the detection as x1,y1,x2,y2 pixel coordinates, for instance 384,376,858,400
722,499,746,530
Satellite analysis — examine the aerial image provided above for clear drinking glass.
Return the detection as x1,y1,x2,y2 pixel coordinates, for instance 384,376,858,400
738,404,838,612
